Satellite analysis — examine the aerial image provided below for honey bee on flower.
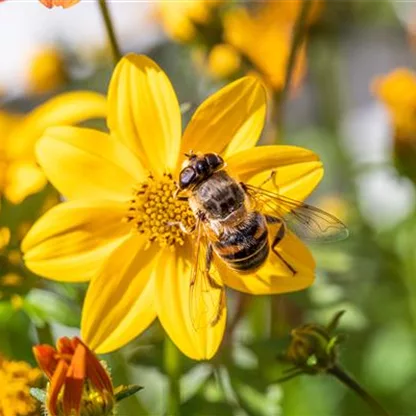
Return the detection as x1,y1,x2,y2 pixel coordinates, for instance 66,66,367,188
177,152,348,329
22,54,346,360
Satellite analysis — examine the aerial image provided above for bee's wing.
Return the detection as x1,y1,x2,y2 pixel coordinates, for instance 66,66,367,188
244,184,349,243
189,219,225,331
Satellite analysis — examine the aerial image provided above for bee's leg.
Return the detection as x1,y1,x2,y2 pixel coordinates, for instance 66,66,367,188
204,244,225,326
205,244,223,290
258,170,279,192
166,221,196,234
266,215,297,276
173,188,189,201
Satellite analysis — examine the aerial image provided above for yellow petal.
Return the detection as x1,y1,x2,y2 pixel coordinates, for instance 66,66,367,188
82,235,157,353
36,126,145,201
155,245,226,360
108,54,182,176
7,91,106,160
221,231,315,295
180,76,266,166
5,162,47,204
22,200,130,282
227,145,323,202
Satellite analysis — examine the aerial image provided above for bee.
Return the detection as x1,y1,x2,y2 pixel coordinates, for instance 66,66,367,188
176,152,348,330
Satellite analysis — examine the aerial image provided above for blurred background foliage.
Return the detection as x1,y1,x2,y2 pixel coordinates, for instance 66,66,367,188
1,0,416,415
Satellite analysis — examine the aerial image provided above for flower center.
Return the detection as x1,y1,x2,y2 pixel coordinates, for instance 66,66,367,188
126,173,195,248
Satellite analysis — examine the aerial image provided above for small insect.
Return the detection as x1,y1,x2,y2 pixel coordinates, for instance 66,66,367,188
176,152,349,330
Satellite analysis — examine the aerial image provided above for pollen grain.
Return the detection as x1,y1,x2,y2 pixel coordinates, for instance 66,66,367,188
126,173,195,248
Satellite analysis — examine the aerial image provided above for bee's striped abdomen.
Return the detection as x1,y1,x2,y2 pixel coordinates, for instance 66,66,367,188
213,212,269,272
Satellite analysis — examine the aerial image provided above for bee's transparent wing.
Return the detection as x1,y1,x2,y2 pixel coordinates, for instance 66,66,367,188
189,219,225,331
244,184,349,243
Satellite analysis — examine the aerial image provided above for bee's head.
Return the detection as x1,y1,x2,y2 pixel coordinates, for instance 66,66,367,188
179,152,224,190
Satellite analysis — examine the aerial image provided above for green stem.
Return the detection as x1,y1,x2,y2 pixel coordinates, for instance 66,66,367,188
164,337,181,415
281,0,313,102
97,0,121,64
329,365,391,416
35,322,54,345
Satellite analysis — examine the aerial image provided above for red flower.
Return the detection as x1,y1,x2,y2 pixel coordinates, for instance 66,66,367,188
33,337,113,416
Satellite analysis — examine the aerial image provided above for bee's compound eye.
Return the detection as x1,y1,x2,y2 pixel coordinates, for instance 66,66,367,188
196,160,209,175
179,167,196,189
205,153,224,170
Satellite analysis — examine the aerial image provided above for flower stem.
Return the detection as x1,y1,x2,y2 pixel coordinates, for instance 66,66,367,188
329,365,391,416
97,0,121,64
281,0,313,102
35,322,54,345
164,337,181,415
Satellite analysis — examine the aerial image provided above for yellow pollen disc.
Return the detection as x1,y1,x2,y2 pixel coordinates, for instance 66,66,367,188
126,173,195,248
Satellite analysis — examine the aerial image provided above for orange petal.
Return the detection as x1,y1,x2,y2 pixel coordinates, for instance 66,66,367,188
39,0,80,8
33,345,58,379
63,343,86,416
56,336,76,355
47,360,69,416
75,338,113,393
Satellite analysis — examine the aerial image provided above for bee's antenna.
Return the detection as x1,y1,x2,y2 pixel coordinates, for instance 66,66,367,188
184,150,195,158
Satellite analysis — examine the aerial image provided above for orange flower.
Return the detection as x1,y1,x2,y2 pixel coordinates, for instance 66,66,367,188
33,337,114,416
39,0,80,9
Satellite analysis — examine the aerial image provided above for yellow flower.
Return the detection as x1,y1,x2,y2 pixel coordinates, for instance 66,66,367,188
0,355,42,416
223,4,307,91
22,54,323,360
372,68,416,141
0,92,106,204
260,0,324,27
208,44,241,80
27,47,68,95
155,0,222,43
373,68,416,182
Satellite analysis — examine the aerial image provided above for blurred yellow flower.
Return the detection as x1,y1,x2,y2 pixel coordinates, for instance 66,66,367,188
39,0,80,8
373,68,416,181
155,0,222,43
223,2,308,91
22,54,322,360
372,68,416,141
208,43,241,80
0,355,42,416
27,48,68,95
316,194,348,223
0,92,106,204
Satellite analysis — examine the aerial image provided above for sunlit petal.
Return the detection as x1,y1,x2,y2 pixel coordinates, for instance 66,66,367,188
22,200,130,282
7,91,106,160
36,126,145,201
5,162,47,204
221,231,315,295
180,76,266,166
155,245,226,360
227,145,323,201
81,235,157,353
108,54,182,176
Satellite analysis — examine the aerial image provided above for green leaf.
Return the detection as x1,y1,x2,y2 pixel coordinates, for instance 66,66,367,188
327,310,346,333
23,289,80,327
114,385,143,402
